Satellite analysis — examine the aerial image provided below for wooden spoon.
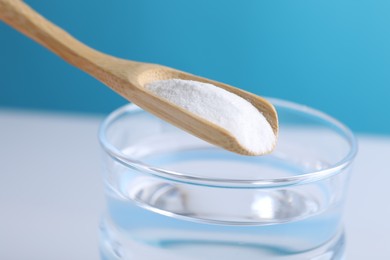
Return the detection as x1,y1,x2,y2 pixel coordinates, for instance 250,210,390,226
0,0,278,155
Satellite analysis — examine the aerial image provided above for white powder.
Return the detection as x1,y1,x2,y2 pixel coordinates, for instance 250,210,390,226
146,79,276,155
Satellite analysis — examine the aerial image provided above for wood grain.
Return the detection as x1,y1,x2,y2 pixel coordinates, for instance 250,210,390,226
0,0,278,155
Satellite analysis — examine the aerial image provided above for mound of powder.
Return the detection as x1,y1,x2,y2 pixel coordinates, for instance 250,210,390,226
146,79,276,155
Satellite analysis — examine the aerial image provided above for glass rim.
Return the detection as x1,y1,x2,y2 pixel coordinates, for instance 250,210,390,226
99,98,358,188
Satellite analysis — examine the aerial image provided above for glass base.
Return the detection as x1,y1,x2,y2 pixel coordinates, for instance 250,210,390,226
99,215,345,260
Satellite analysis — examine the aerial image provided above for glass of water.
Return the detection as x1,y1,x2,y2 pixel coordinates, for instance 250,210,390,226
98,98,357,260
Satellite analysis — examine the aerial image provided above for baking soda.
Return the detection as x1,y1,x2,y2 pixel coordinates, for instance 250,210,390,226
146,79,276,154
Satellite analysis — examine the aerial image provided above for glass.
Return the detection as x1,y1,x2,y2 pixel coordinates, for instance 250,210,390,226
98,98,357,260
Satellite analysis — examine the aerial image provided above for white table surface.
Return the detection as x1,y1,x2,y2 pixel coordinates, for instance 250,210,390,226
0,109,389,260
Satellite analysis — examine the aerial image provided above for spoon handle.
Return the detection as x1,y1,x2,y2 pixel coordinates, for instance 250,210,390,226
1,0,98,65
0,0,132,84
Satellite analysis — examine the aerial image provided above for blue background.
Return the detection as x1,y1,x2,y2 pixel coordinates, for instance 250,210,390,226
1,0,389,134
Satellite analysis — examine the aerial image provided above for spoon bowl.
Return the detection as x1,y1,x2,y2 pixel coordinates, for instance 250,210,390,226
0,0,278,155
